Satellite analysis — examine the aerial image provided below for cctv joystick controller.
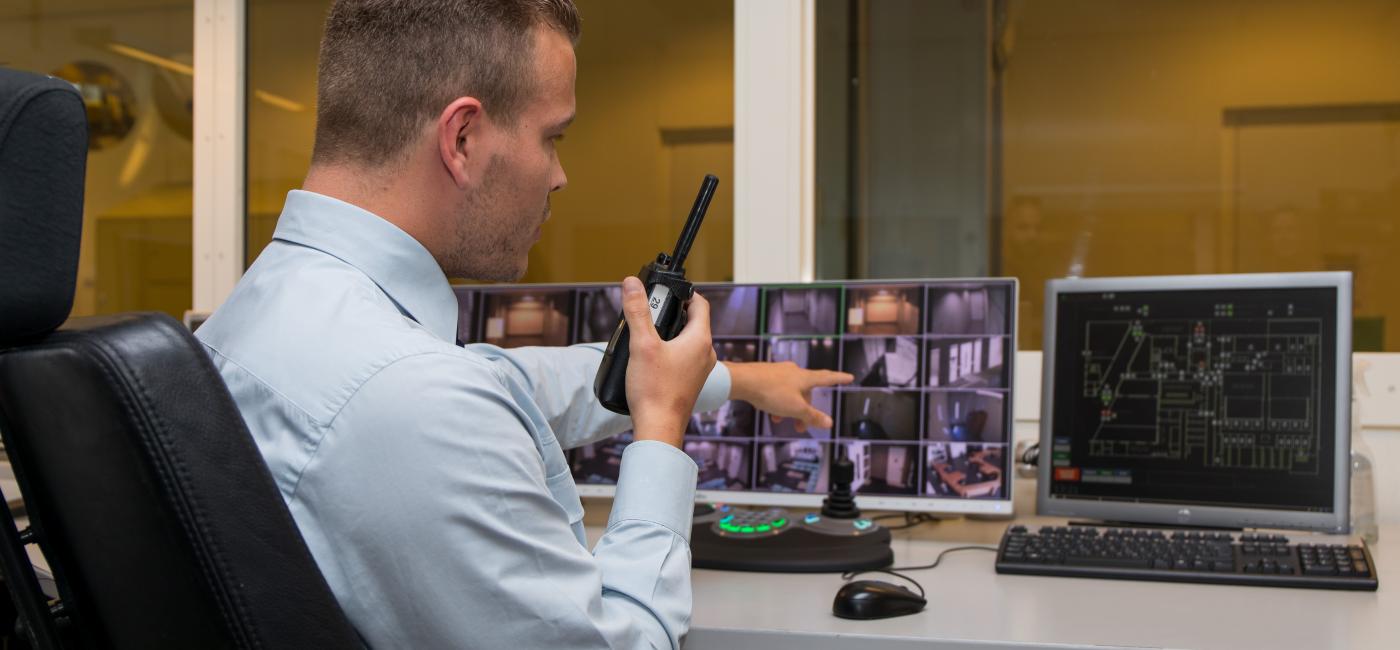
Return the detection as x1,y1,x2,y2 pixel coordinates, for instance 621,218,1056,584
690,446,894,572
820,446,861,519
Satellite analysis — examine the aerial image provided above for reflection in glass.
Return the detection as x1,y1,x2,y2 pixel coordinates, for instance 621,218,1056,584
51,61,138,151
3,2,195,320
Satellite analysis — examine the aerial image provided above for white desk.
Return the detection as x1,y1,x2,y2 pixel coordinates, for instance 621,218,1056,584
684,524,1394,649
581,481,1396,649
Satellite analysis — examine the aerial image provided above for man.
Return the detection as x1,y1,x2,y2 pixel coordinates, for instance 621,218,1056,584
195,1,851,648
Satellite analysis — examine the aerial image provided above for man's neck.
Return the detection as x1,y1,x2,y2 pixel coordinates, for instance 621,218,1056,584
302,163,437,255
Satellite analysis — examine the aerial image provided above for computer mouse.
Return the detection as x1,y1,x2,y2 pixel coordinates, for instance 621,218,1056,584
831,579,926,620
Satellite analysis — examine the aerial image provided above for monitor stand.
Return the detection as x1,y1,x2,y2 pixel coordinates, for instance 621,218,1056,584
690,447,893,573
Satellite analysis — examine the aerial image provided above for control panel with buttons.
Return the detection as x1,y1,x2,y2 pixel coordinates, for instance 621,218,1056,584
691,504,893,572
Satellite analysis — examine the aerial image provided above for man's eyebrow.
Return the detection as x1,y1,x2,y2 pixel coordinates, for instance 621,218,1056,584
550,114,576,132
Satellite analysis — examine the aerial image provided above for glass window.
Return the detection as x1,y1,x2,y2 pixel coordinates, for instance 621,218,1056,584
2,0,195,320
816,0,1400,351
246,0,323,268
246,0,736,282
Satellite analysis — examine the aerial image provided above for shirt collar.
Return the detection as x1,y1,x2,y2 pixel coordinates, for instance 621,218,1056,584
272,190,458,343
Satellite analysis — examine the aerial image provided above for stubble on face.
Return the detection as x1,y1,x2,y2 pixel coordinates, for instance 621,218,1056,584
440,153,549,281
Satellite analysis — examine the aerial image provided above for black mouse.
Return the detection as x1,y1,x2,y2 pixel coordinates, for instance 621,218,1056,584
832,579,926,620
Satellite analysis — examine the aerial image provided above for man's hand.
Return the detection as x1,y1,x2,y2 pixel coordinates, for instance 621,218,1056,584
724,361,853,432
621,276,717,448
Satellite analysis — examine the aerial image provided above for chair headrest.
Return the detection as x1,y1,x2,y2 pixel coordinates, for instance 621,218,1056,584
0,67,87,346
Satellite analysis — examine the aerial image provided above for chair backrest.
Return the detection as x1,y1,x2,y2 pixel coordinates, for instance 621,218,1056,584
0,66,361,649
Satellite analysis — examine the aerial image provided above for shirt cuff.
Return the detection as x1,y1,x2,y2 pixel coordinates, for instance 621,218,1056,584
694,361,732,413
610,440,698,542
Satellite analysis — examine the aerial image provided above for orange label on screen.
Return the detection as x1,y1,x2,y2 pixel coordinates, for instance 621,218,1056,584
1054,468,1081,482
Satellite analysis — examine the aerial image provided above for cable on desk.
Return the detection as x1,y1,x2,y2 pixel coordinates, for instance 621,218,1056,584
840,546,999,598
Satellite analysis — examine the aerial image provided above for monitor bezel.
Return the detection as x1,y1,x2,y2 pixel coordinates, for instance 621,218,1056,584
1037,272,1352,533
457,277,1019,516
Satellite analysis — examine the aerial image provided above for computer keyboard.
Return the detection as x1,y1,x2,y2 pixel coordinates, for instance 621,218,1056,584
995,525,1378,591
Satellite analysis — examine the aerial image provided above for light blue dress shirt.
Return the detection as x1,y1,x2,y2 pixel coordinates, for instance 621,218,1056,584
195,190,731,649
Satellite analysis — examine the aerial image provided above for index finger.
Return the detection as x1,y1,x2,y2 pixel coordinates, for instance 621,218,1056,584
802,369,854,389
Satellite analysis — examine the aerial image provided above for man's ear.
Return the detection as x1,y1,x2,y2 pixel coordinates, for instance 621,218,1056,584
437,96,485,188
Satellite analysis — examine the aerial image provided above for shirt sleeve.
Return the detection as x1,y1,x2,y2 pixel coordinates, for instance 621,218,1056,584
463,342,731,449
296,352,697,649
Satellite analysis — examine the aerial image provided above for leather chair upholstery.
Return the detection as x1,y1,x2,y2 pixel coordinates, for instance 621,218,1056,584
0,66,84,343
0,66,361,649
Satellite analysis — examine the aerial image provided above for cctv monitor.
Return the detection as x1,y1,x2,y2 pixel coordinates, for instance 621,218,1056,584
1038,273,1352,533
454,278,1017,515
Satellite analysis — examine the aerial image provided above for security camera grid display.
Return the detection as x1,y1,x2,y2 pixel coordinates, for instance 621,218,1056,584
453,280,1015,502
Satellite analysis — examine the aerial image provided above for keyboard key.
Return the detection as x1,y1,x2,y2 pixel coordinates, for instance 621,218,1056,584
1065,556,1152,569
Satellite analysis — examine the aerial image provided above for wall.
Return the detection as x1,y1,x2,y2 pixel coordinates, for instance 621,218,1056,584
529,0,735,283
1001,0,1400,350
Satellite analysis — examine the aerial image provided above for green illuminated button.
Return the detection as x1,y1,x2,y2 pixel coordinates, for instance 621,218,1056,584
853,519,873,531
772,518,787,528
720,515,734,524
740,526,755,533
756,525,771,532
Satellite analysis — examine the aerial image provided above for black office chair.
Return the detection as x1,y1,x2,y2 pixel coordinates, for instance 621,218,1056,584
0,67,361,648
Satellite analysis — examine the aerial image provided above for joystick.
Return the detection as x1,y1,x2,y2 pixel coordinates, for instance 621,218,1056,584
820,446,860,519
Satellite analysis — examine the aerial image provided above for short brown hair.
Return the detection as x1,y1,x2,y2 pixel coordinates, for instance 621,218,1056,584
312,0,581,168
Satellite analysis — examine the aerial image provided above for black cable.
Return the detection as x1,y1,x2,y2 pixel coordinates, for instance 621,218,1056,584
840,546,1000,599
844,545,998,577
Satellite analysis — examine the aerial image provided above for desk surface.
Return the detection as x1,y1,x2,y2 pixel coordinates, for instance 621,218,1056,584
587,481,1396,650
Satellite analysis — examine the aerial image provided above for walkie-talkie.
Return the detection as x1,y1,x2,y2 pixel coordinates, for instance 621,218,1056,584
594,174,719,414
